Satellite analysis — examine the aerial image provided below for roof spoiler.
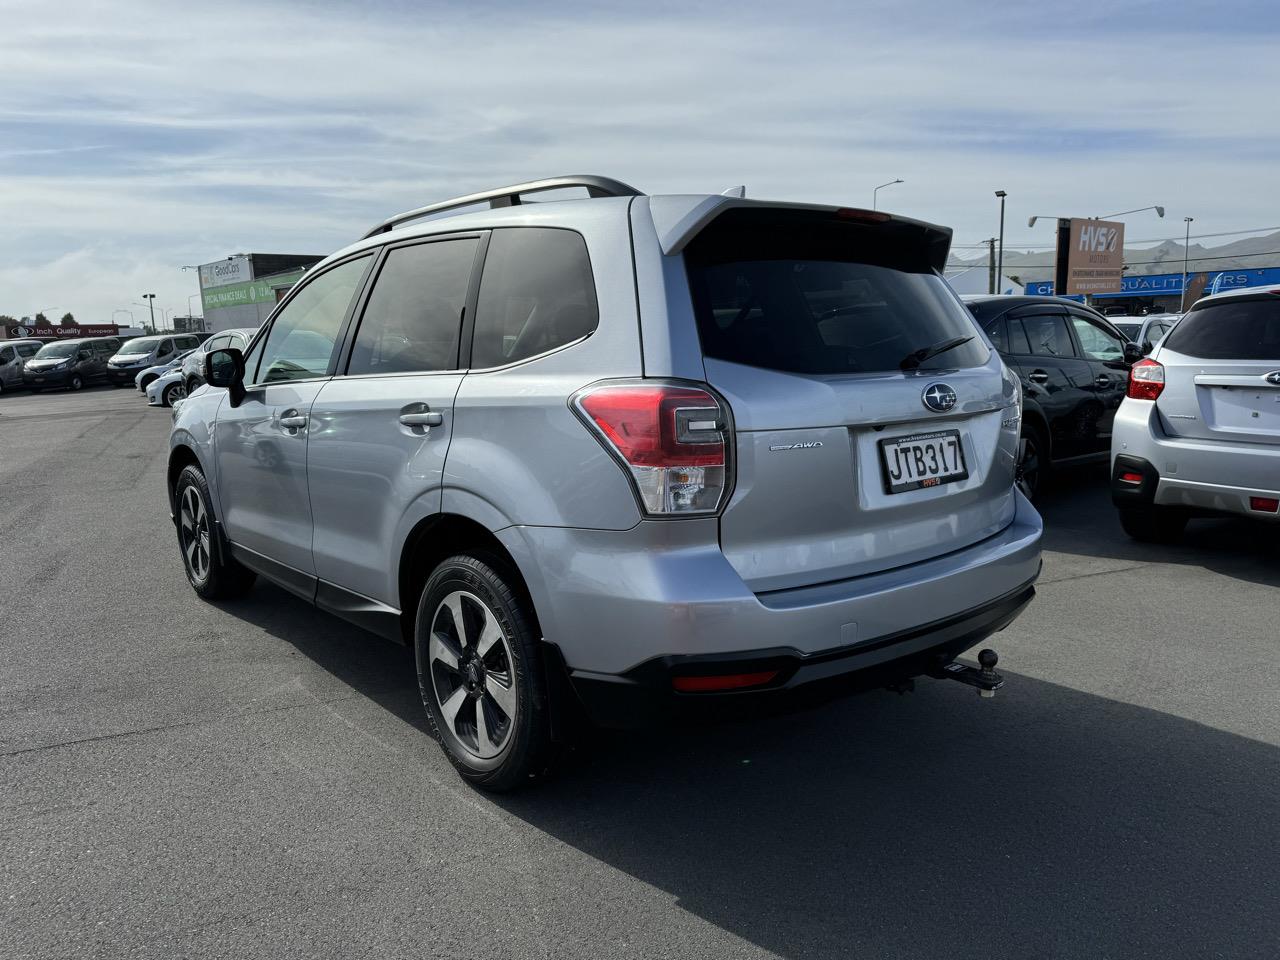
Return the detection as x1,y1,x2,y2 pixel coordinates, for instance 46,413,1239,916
647,196,953,272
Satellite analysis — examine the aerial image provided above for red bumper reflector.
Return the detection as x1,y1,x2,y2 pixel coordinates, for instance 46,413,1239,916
1120,471,1144,484
672,671,778,693
1250,497,1279,513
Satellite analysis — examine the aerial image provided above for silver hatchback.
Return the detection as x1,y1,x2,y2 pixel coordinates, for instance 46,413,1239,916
1112,284,1280,539
167,176,1042,790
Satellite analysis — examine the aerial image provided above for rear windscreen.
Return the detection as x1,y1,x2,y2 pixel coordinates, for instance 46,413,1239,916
685,217,987,375
1163,297,1280,360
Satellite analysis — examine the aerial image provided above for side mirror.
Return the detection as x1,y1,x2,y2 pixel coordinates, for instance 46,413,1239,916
78,351,91,362
204,347,246,406
1122,341,1144,364
1142,340,1155,356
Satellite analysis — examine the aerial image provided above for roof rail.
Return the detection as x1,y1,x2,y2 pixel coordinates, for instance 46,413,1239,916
361,175,644,240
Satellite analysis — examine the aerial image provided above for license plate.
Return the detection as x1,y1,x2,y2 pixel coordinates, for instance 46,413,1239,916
879,429,968,494
34,377,44,383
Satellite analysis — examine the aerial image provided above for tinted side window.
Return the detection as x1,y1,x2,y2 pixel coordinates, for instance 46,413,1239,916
17,344,38,358
471,228,599,368
252,256,371,384
93,341,114,359
0,347,14,363
348,238,477,376
206,336,230,351
1069,315,1124,361
1021,314,1076,358
983,317,1008,352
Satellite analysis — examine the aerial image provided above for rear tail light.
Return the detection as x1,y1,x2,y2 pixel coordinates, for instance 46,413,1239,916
1127,358,1165,401
672,671,778,693
834,207,892,224
1119,471,1144,484
1250,497,1279,513
573,381,731,516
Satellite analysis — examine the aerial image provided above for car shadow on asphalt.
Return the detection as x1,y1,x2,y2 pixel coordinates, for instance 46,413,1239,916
233,578,1278,960
1038,463,1280,588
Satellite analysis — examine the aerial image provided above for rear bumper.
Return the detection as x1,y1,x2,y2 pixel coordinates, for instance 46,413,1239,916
1112,400,1280,520
500,490,1042,721
563,578,1036,728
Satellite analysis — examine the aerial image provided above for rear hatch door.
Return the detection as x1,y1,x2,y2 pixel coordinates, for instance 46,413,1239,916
1153,293,1280,445
683,207,1019,594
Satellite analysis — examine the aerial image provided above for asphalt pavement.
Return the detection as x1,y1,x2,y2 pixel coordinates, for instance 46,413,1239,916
2,385,1278,959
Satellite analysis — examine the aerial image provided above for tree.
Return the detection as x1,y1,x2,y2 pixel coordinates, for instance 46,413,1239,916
60,312,74,324
34,312,47,324
0,315,15,326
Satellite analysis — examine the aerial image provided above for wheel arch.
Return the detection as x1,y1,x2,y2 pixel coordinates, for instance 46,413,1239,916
166,443,203,516
396,513,539,647
1020,403,1051,459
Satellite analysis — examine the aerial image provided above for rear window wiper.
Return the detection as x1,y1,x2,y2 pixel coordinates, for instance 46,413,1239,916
899,335,973,371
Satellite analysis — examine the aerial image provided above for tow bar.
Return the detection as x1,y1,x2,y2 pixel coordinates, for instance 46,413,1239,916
930,648,1004,698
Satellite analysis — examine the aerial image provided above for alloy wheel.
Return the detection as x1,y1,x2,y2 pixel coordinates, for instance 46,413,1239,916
179,485,212,584
428,590,518,760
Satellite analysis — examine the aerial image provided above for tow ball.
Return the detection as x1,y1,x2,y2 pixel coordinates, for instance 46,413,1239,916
930,649,1004,698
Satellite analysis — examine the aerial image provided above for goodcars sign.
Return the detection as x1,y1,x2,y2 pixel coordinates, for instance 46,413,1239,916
1061,218,1125,294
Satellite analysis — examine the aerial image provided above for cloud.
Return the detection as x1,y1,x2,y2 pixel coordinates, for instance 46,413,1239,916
0,0,1275,321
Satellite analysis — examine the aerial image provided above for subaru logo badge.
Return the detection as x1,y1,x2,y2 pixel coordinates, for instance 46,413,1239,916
922,383,958,413
1265,371,1280,386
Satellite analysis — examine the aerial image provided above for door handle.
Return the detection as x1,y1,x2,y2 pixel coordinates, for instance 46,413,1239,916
279,411,308,430
1027,370,1049,384
1095,375,1112,388
399,410,444,428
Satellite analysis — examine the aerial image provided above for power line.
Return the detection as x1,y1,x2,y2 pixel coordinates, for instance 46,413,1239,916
953,224,1280,250
946,249,1280,271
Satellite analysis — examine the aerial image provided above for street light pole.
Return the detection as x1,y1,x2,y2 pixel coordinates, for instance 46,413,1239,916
142,293,156,332
1181,217,1194,312
872,179,904,210
994,190,1007,294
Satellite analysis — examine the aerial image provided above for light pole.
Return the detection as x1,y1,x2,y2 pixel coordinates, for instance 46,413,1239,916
994,190,1007,293
1027,206,1165,229
872,179,904,210
1181,217,1194,312
142,293,156,332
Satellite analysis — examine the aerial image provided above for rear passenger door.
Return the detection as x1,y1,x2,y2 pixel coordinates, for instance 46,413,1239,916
307,233,483,606
1005,306,1098,460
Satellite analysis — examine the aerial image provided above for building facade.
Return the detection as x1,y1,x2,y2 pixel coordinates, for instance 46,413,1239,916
197,253,321,333
1025,267,1280,314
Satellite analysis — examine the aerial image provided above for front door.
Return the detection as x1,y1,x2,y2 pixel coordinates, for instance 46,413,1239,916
213,254,372,583
1066,309,1130,450
308,234,481,606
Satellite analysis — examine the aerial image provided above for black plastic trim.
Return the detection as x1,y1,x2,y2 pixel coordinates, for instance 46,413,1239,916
227,543,316,602
1111,454,1160,508
315,581,403,644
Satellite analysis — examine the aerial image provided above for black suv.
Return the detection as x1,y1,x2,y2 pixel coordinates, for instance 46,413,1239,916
964,296,1141,498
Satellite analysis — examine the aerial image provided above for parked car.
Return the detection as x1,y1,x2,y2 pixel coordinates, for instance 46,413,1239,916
22,336,122,391
182,328,257,394
1112,284,1280,541
1111,314,1179,352
0,339,44,394
107,334,202,387
146,367,190,407
964,295,1142,498
136,348,196,392
167,175,1042,791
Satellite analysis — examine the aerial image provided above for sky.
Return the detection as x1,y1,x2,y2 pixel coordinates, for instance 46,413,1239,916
2,0,1277,325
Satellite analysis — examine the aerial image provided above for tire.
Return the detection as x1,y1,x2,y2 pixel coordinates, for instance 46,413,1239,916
172,464,256,599
140,376,156,392
163,381,186,407
1016,421,1050,500
1119,506,1188,543
415,553,554,792
68,374,83,391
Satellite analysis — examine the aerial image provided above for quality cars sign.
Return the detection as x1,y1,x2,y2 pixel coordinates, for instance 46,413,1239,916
1062,218,1126,294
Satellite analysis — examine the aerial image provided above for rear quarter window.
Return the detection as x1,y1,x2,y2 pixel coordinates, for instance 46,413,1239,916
470,228,599,368
1163,297,1280,359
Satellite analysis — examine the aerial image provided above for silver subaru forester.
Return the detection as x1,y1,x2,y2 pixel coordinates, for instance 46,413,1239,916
167,176,1043,790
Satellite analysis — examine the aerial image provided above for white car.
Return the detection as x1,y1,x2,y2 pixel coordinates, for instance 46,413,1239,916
1112,284,1280,540
146,367,187,407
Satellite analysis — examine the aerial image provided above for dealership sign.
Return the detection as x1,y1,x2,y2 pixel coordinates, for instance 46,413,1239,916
199,255,253,289
1026,267,1280,298
1061,218,1125,294
4,323,119,340
200,269,306,312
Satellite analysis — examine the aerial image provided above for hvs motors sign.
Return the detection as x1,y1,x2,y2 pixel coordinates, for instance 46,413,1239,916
1063,218,1126,294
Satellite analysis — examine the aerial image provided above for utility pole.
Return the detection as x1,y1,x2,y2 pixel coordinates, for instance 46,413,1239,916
987,238,997,294
994,190,1007,293
1180,217,1194,312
